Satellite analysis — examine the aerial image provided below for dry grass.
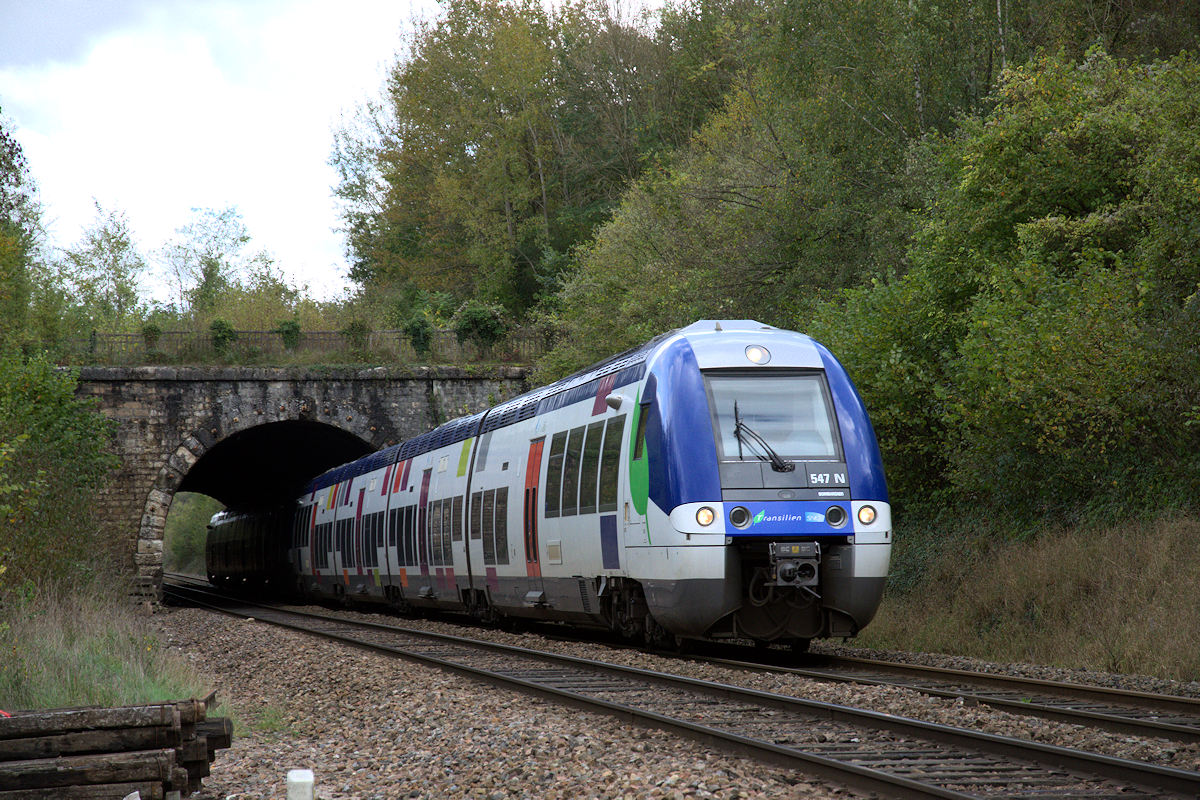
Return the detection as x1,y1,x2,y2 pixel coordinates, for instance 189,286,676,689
0,584,217,712
858,515,1200,680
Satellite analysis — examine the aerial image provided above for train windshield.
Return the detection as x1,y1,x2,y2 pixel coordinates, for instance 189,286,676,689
704,372,840,461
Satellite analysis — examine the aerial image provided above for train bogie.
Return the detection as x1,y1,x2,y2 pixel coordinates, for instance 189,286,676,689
207,320,891,647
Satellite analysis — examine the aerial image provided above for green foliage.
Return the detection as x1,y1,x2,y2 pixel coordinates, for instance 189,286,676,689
452,301,508,349
0,353,118,592
55,202,146,333
0,586,218,711
402,315,434,359
164,492,223,576
340,319,370,352
815,50,1200,519
274,319,301,350
208,318,237,356
334,0,747,315
141,321,162,349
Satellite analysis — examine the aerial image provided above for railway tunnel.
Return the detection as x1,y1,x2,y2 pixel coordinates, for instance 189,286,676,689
74,365,530,592
176,420,373,511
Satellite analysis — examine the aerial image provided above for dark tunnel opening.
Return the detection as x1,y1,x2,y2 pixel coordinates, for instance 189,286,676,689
177,420,375,511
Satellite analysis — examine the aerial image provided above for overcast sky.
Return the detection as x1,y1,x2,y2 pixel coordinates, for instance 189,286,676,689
0,0,436,301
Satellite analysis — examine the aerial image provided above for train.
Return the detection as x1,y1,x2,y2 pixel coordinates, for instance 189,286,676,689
206,320,891,649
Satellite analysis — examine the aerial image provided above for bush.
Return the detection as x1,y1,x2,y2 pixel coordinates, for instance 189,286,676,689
0,352,117,592
402,315,433,359
340,319,370,352
274,319,302,350
452,301,508,350
141,322,162,350
209,318,237,357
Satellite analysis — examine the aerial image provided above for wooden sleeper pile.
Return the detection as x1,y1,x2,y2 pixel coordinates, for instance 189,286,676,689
0,699,232,799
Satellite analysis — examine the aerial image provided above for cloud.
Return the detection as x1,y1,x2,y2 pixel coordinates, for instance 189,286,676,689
0,0,424,301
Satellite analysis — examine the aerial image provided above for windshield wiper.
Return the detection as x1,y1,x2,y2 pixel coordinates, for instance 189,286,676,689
733,401,795,473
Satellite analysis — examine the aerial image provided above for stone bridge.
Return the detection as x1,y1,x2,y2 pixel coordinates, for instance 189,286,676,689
76,366,529,587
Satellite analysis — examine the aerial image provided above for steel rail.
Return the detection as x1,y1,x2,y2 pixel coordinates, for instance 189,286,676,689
679,647,1200,744
163,581,1200,799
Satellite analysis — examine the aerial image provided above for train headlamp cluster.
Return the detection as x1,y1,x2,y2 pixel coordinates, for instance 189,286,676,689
696,506,715,526
857,505,877,525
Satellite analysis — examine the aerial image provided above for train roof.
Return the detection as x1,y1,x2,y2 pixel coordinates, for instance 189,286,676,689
301,321,809,497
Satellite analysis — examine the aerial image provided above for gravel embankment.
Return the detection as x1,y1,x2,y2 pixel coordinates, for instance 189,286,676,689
157,608,861,800
155,605,1200,799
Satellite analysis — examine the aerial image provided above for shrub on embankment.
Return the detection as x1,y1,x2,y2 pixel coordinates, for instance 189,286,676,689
0,352,218,711
0,352,119,592
859,515,1200,681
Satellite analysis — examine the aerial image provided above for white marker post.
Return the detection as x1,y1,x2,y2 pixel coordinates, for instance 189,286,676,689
287,769,315,800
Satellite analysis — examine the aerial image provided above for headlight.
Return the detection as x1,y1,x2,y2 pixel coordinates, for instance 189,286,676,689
696,506,715,526
745,345,771,364
857,505,877,525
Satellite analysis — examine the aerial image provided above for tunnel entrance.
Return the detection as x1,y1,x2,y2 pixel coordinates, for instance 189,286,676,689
177,420,375,511
158,420,375,583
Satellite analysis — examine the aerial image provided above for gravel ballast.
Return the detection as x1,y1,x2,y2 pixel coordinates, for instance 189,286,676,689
155,604,1200,798
157,608,859,800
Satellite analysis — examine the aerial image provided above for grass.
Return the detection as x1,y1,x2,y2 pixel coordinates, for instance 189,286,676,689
859,514,1200,681
0,583,224,714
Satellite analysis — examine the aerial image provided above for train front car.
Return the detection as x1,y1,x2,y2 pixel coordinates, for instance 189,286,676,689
635,320,890,648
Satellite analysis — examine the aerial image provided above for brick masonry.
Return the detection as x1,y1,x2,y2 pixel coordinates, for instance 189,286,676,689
76,365,529,588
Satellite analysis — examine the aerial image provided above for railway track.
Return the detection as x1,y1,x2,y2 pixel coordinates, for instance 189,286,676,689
681,646,1200,744
163,578,1200,799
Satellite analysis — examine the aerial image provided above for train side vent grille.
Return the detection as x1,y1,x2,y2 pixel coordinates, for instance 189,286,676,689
578,578,592,613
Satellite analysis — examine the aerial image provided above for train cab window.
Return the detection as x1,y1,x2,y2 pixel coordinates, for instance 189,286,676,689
452,495,464,542
704,372,841,461
470,491,483,539
598,415,625,512
578,420,605,515
544,431,567,518
561,425,585,517
633,405,649,460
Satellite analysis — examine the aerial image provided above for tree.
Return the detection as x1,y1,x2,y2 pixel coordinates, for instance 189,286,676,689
333,0,737,314
159,206,256,316
57,201,146,332
0,110,39,350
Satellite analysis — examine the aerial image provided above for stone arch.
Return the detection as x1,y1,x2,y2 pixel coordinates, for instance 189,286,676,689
139,416,376,588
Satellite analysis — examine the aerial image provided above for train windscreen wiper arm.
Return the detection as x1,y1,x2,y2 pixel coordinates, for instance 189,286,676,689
733,401,795,473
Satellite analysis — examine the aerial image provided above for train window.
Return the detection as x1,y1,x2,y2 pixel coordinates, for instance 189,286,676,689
434,501,448,568
452,495,464,543
403,505,415,566
634,405,649,460
482,489,496,564
578,420,605,515
471,491,483,540
389,508,400,547
494,487,509,565
598,415,625,512
704,372,840,460
438,499,451,564
561,426,584,517
544,431,567,519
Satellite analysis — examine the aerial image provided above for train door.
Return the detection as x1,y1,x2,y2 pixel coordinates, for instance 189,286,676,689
417,468,432,593
624,402,650,547
524,437,545,578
